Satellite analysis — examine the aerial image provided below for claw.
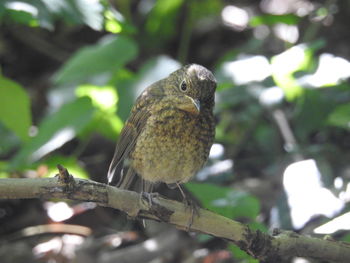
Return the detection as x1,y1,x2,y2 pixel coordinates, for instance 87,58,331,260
141,191,159,207
175,183,200,231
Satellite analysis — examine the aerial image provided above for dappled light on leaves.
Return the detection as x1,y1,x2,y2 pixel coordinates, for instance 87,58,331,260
33,235,84,261
259,86,284,106
315,212,350,234
271,44,313,100
31,127,75,162
221,5,249,31
143,239,159,252
283,159,344,229
76,85,118,113
220,55,271,85
46,202,74,222
300,54,350,87
134,56,181,97
273,24,299,43
209,143,224,159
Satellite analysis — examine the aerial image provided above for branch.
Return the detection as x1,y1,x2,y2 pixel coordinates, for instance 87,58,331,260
1,167,350,262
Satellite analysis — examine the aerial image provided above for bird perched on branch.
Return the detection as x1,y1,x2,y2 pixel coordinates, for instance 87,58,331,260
108,64,216,201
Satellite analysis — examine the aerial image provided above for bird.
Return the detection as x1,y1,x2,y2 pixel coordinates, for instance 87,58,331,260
107,64,216,202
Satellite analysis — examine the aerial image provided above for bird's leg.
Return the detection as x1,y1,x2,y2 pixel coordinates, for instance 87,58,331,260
176,183,200,230
140,180,158,207
140,181,157,228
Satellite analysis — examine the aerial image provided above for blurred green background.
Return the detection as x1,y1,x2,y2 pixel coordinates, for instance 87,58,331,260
1,0,350,262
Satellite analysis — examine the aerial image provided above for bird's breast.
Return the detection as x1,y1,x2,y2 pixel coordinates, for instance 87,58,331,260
131,107,214,184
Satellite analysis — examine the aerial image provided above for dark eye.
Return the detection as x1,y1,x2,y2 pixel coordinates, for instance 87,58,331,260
180,80,187,92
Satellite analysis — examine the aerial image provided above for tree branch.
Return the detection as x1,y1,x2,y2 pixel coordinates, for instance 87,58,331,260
1,168,350,262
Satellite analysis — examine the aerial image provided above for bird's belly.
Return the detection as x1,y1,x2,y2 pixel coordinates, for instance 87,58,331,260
131,111,212,184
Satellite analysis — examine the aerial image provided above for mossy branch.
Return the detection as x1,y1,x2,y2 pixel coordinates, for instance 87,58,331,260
1,165,350,262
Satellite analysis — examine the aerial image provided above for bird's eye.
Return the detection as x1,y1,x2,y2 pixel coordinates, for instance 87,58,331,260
180,80,187,92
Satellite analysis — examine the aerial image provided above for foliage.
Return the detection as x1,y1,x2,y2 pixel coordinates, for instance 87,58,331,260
1,0,350,262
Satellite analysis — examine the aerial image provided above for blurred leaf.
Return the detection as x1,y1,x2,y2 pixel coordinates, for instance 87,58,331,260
0,161,9,177
41,0,104,30
53,35,138,85
215,86,261,143
104,8,137,34
250,14,300,27
146,0,184,39
133,56,181,96
2,0,105,30
228,244,258,262
0,5,39,26
249,221,268,233
271,44,313,100
0,123,21,157
341,233,350,243
76,84,118,113
0,76,32,141
105,13,122,33
294,89,336,139
196,233,213,243
110,69,136,122
189,0,222,22
41,155,89,179
114,56,180,122
327,104,350,129
91,112,123,140
10,97,95,169
76,84,123,139
186,182,260,219
69,0,104,30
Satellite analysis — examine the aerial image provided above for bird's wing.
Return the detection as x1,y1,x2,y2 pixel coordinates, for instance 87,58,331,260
107,83,164,186
107,102,151,186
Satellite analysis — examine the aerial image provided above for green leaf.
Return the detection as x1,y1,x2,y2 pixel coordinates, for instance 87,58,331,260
271,45,313,101
76,84,118,113
2,0,53,29
327,104,350,129
250,14,300,27
294,89,336,139
186,182,260,219
53,35,138,85
0,1,40,26
1,0,106,30
10,97,95,169
104,9,137,34
0,76,32,141
0,161,9,178
115,56,180,122
228,244,259,262
70,0,104,30
0,123,21,156
146,0,184,38
341,233,350,243
29,0,104,30
2,9,39,26
76,84,123,139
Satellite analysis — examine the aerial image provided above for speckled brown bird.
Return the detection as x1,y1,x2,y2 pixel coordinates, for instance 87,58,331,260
107,64,216,196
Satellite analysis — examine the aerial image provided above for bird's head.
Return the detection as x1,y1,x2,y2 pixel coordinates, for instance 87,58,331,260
165,64,217,115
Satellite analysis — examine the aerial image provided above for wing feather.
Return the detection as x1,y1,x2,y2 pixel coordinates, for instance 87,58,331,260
107,81,164,186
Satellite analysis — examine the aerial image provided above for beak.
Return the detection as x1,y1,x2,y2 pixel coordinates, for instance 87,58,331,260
192,98,201,113
177,96,201,115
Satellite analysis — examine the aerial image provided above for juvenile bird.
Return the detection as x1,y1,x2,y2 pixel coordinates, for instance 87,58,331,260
108,64,216,199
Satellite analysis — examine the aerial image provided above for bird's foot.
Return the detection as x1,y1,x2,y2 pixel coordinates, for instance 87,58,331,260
141,191,159,207
174,183,201,231
182,197,200,231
